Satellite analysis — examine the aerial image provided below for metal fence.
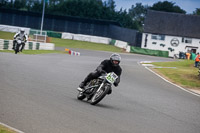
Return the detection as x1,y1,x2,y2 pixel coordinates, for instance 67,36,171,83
0,8,141,46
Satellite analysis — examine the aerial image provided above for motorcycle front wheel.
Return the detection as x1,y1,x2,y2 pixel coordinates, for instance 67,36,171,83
90,85,110,105
14,44,20,54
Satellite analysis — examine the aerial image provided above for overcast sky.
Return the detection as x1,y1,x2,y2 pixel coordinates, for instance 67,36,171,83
104,0,200,14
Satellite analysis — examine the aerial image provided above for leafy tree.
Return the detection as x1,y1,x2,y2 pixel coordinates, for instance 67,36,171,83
0,0,138,30
128,3,149,31
2,0,190,31
13,0,27,10
0,0,10,8
193,8,200,15
150,1,186,14
106,0,115,11
31,0,43,12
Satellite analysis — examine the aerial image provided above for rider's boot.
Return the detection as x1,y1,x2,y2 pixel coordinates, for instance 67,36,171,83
77,75,91,92
77,82,85,92
12,44,15,49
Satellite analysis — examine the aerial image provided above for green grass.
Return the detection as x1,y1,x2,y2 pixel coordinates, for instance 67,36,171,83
0,124,17,133
0,31,123,53
0,50,64,54
52,37,122,52
0,31,15,40
151,60,200,89
22,50,64,54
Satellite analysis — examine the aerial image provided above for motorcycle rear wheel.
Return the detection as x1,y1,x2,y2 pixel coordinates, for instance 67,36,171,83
77,92,86,100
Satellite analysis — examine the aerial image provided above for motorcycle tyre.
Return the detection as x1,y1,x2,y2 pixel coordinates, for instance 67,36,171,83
14,44,20,54
77,92,86,100
90,86,110,105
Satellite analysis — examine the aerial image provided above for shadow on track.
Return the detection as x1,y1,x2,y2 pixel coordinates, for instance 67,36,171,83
73,97,120,110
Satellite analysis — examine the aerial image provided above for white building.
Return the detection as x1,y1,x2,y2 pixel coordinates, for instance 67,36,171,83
141,10,200,57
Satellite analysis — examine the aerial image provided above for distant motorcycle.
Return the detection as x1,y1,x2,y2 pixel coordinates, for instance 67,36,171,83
13,37,24,54
77,72,118,105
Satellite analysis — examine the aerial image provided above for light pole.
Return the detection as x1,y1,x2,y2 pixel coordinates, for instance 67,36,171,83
40,0,46,35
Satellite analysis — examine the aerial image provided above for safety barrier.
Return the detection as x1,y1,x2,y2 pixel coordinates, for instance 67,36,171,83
0,39,13,50
130,46,169,57
62,32,111,44
65,48,80,56
0,24,30,34
46,31,62,38
61,32,129,50
30,30,62,38
114,40,128,49
0,39,55,50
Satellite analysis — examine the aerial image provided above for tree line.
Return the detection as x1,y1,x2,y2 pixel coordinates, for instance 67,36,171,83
0,0,199,32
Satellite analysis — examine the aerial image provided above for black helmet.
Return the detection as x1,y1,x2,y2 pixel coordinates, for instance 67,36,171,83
110,53,121,66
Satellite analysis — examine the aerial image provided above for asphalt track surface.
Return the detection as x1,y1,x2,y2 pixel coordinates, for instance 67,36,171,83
0,50,200,133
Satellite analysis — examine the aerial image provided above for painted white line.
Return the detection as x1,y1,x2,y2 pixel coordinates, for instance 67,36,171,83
142,64,154,67
140,61,153,64
0,122,25,133
145,66,200,97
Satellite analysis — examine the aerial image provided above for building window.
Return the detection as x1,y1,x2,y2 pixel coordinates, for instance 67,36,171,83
182,38,192,44
151,34,165,40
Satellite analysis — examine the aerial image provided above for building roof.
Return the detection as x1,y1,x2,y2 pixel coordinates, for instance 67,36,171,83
144,10,200,39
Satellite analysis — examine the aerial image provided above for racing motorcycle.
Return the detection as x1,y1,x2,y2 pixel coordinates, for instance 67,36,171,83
77,72,118,105
13,37,24,54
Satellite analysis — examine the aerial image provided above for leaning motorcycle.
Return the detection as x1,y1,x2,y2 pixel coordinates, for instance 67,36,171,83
77,72,118,105
14,38,24,54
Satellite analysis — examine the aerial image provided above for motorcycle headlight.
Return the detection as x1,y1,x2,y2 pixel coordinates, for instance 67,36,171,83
17,40,22,44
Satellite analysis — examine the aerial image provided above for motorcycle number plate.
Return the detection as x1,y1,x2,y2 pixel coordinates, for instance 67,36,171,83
106,72,118,84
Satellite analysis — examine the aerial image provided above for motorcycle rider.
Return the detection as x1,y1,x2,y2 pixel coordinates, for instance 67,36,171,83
12,28,28,52
77,53,122,94
195,53,200,67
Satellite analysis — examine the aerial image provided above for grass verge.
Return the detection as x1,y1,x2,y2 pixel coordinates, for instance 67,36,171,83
0,124,17,133
51,37,122,52
0,50,64,54
0,31,15,40
150,60,200,89
0,31,123,53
